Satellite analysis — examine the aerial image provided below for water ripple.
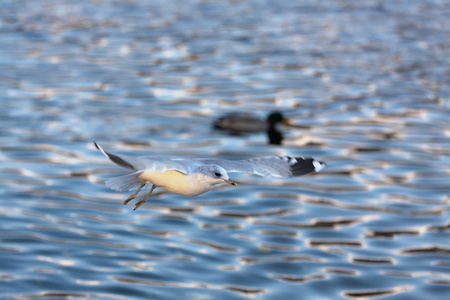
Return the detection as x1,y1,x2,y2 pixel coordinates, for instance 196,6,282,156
1,0,449,299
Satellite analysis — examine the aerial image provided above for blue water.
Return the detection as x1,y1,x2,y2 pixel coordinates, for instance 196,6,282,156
0,0,449,299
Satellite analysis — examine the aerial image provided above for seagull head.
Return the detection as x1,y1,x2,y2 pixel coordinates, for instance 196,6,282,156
200,165,237,187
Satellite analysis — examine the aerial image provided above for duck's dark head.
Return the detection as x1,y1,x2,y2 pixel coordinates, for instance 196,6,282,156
267,112,284,124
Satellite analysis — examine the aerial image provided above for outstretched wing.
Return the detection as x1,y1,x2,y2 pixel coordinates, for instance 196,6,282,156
195,156,325,177
94,142,198,174
94,142,325,178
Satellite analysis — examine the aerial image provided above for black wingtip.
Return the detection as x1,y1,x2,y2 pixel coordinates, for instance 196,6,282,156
291,157,326,176
93,141,135,170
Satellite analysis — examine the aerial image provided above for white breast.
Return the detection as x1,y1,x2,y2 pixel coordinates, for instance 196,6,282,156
138,170,212,197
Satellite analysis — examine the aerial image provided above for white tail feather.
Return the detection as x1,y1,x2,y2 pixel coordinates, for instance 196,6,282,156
105,171,143,192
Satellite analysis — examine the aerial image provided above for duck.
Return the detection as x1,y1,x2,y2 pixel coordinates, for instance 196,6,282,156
213,112,287,145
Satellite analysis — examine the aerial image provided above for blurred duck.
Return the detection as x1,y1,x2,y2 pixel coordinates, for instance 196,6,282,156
213,112,288,145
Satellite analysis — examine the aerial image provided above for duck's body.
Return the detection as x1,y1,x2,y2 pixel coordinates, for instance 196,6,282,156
213,113,269,133
213,112,285,133
213,112,286,145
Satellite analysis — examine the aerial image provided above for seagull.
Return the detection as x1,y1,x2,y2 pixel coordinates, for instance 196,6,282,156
94,142,326,210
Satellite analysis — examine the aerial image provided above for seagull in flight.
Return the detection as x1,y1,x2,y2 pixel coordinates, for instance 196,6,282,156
94,142,325,210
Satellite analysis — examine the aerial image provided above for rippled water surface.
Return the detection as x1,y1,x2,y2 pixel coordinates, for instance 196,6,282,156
1,0,449,299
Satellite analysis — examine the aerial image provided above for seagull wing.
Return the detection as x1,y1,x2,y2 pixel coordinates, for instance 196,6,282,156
94,142,325,179
94,142,197,174
195,156,325,177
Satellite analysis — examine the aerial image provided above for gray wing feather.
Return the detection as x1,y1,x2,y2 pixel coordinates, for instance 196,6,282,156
126,156,197,174
106,171,144,191
94,142,324,178
195,156,296,177
94,142,197,174
195,156,324,177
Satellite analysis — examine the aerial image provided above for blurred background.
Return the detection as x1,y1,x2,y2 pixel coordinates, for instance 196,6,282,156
0,0,449,299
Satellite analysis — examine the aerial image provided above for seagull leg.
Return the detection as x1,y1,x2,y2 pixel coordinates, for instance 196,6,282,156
134,185,157,211
123,182,146,205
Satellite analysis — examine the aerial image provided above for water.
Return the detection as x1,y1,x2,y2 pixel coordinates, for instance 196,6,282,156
0,0,449,299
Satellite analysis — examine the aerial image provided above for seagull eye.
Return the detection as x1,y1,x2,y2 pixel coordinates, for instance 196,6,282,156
214,172,221,177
